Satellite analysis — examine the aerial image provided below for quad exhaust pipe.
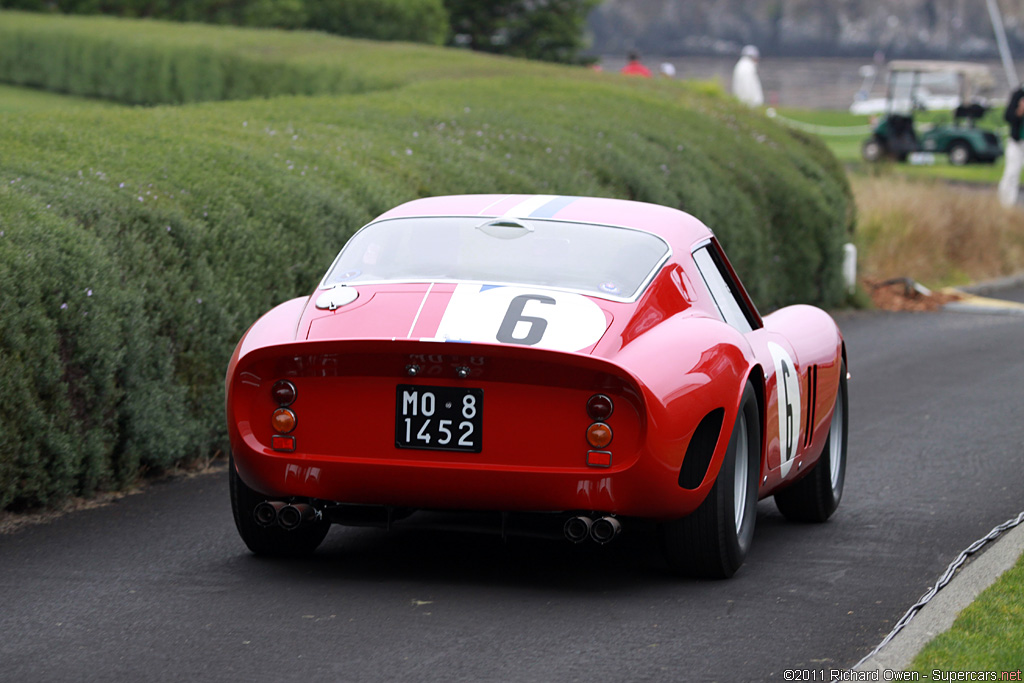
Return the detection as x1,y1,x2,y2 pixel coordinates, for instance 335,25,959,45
563,515,621,544
563,515,593,543
257,502,616,540
254,501,319,530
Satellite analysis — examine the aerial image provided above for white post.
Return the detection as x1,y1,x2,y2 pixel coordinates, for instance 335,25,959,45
987,0,1020,89
843,243,858,295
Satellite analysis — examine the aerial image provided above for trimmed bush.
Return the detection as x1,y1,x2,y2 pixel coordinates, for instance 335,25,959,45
0,16,852,509
305,0,447,44
0,0,447,41
0,10,551,105
0,187,195,507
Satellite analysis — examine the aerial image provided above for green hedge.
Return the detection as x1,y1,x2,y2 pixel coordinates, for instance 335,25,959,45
0,10,526,105
0,0,449,43
304,0,447,44
0,16,853,509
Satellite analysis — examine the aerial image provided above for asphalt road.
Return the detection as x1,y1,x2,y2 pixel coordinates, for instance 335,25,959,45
2,308,1023,683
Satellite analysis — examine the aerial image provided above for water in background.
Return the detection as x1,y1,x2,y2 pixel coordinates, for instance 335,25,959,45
601,55,1024,110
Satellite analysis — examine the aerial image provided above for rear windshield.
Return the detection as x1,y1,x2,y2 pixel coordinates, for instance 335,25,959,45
320,216,670,301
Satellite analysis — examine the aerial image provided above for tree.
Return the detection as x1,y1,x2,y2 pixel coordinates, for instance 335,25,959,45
444,0,600,64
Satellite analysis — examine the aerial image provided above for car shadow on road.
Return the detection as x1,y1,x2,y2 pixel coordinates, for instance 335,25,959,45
229,502,816,593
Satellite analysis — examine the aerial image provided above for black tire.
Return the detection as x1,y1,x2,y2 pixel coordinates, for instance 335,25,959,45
948,141,972,166
861,138,885,162
774,360,848,523
229,455,330,557
662,383,761,579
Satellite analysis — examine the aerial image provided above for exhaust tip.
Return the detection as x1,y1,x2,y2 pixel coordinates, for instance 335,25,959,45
590,516,621,544
563,515,593,543
254,501,286,527
278,503,316,531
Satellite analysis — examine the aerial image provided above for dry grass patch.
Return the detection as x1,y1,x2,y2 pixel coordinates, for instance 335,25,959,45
852,176,1024,288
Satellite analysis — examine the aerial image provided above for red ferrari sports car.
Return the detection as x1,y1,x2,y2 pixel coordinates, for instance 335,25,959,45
226,194,847,578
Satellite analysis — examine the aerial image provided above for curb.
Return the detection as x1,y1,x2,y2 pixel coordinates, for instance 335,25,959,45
854,276,1024,672
942,282,1024,317
854,521,1024,673
955,273,1024,296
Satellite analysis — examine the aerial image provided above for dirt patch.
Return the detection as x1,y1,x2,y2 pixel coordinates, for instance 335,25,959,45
865,278,962,312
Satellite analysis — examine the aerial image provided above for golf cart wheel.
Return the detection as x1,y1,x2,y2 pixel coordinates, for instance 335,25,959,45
861,138,885,163
948,142,972,166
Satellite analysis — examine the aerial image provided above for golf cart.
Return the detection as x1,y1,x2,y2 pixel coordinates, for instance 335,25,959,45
860,60,1003,166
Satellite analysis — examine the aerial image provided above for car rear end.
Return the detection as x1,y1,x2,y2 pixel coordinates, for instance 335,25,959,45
226,338,689,519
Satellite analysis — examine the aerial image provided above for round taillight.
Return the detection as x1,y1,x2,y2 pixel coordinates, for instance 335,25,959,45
271,380,297,407
272,408,297,434
586,422,613,449
587,394,614,421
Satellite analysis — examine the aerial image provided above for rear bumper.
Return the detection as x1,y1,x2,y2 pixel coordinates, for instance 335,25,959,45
227,338,733,521
231,443,708,521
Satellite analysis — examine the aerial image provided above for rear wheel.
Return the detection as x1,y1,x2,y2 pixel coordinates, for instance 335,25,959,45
229,455,330,557
948,141,972,166
774,360,848,523
662,383,760,579
861,138,885,162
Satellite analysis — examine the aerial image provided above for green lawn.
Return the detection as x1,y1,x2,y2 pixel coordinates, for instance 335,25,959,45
910,547,1024,673
774,106,1007,184
0,83,118,113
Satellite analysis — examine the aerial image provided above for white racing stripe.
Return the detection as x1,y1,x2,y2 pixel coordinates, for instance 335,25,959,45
407,282,435,339
502,195,558,218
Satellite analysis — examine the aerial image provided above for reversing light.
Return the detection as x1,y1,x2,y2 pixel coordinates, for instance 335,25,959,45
586,422,613,449
272,380,297,407
587,394,614,421
272,408,297,434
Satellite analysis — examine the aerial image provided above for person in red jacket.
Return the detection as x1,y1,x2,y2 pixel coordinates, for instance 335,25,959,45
620,52,652,78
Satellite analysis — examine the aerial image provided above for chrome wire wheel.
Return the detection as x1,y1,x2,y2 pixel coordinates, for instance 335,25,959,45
733,413,750,533
829,381,845,492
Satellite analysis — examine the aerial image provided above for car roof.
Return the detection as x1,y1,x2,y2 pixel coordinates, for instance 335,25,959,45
373,194,713,252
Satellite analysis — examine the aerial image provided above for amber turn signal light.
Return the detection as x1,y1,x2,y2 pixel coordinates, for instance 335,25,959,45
586,422,613,448
272,408,297,434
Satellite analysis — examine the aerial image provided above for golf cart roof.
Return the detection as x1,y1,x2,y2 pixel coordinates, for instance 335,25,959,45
887,60,995,88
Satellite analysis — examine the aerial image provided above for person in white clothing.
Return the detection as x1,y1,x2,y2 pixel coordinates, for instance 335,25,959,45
732,45,764,107
998,87,1024,207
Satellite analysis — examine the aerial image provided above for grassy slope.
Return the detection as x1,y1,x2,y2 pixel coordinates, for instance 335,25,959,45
910,550,1024,673
0,10,567,103
776,107,1007,184
0,83,117,113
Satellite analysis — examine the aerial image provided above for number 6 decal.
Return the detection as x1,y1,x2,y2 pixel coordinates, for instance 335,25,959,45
496,294,555,345
768,342,802,477
433,285,608,351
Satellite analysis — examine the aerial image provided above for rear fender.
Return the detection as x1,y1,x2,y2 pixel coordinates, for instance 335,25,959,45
610,312,756,514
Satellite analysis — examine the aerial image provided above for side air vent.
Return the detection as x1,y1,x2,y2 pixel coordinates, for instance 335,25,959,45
804,365,818,449
678,408,725,490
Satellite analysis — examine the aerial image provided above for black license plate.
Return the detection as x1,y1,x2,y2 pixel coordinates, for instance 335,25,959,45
395,385,483,453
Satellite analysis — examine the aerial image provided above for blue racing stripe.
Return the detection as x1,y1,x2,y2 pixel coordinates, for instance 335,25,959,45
529,195,578,218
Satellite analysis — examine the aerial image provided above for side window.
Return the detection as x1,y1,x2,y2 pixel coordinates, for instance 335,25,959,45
692,246,755,334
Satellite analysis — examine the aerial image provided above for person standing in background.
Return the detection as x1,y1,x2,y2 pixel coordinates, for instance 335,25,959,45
732,45,764,107
998,85,1024,207
620,51,652,78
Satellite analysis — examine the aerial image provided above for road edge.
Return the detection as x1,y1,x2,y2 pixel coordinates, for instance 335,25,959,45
854,521,1024,673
